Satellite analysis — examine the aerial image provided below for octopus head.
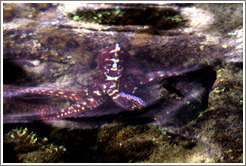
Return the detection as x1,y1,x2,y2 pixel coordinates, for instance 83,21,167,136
97,44,130,81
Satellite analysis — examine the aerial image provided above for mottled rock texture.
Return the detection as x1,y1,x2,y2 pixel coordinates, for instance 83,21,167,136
3,3,243,163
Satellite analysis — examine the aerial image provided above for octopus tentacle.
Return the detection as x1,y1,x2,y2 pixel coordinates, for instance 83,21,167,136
4,85,106,120
40,98,105,120
4,85,86,101
111,92,147,111
139,67,203,85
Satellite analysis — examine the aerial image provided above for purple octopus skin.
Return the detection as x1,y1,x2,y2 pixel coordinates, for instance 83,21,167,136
3,43,201,122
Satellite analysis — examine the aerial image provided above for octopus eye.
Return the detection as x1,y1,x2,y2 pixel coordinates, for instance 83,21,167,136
117,64,122,70
118,63,124,70
107,63,112,67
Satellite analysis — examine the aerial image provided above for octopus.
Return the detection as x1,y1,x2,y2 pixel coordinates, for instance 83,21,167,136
3,43,216,127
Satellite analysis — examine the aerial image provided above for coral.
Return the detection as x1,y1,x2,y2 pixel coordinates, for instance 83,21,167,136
17,144,66,163
3,127,66,163
4,127,45,152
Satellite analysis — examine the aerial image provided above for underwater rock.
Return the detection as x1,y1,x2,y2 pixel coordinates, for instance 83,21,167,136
3,2,243,163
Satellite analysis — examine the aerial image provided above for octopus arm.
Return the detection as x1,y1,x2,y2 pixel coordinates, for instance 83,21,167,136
3,85,106,121
3,85,87,101
111,92,147,111
140,66,204,85
39,98,105,120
